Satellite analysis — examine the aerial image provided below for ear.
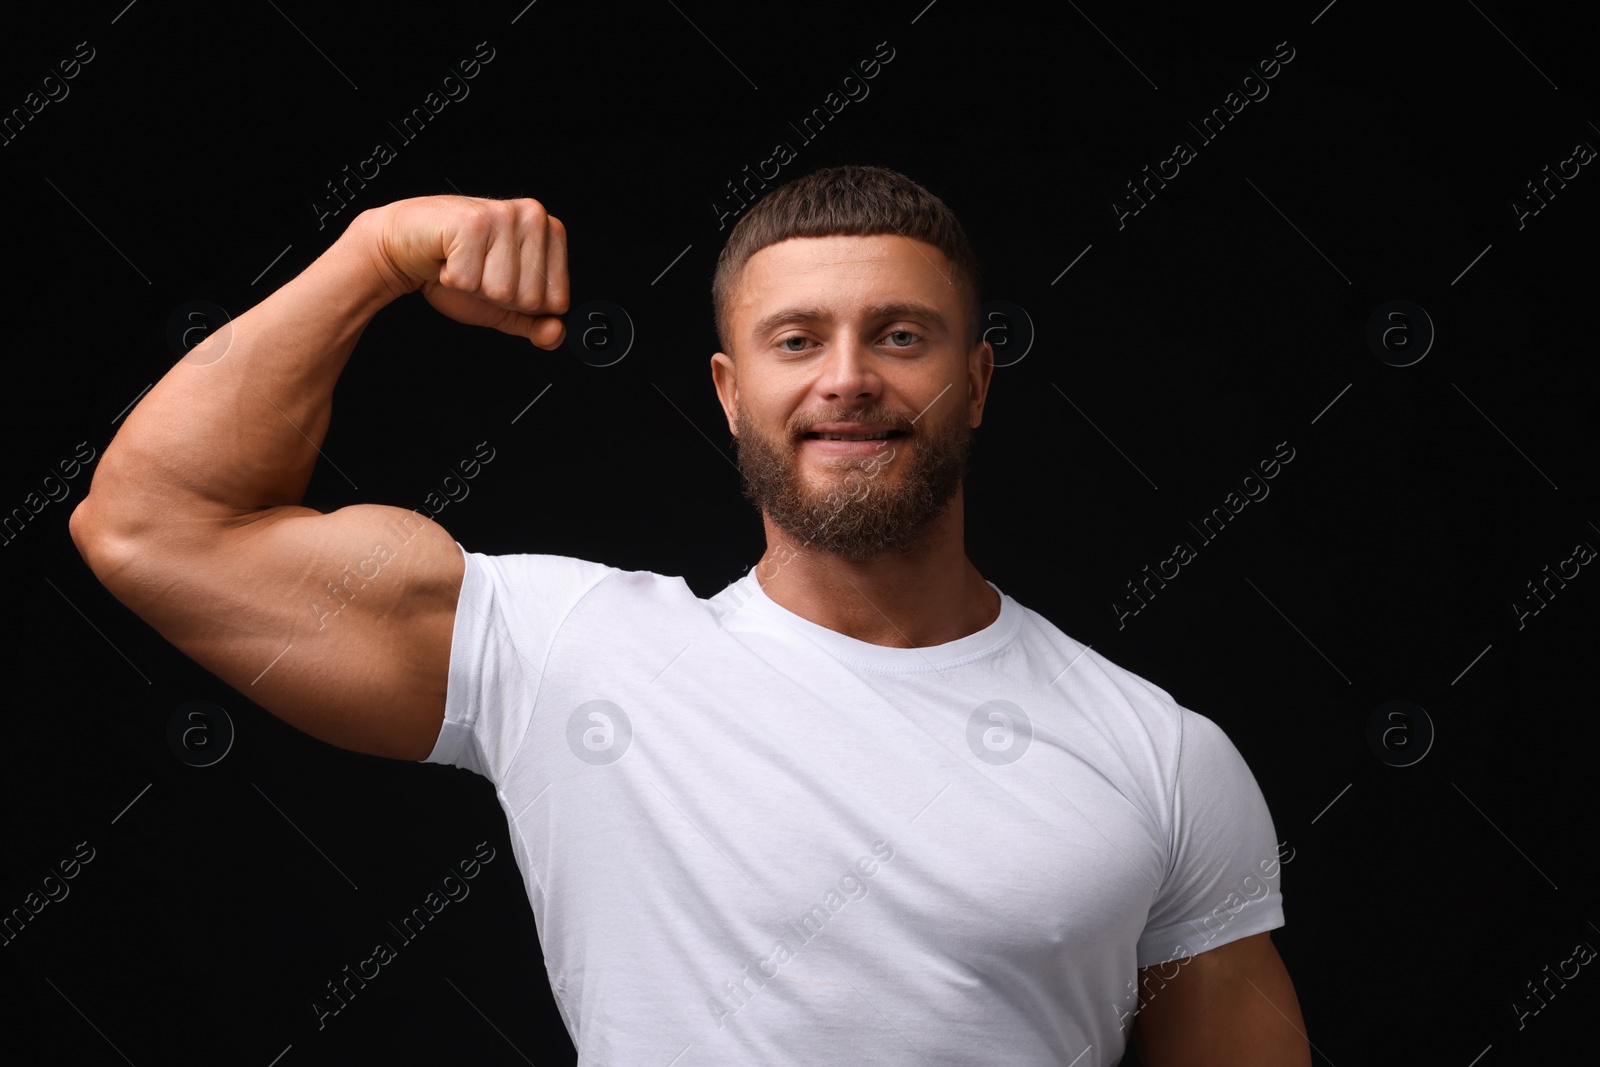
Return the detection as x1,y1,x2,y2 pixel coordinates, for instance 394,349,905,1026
711,351,739,435
967,337,994,429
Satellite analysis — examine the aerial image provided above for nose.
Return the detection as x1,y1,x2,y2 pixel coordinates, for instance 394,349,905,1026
814,335,880,402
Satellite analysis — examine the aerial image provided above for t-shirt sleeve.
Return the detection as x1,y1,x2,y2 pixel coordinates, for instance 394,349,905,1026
1134,707,1287,968
419,543,616,781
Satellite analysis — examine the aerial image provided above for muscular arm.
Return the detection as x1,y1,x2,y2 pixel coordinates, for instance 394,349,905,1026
69,197,568,759
1129,931,1312,1067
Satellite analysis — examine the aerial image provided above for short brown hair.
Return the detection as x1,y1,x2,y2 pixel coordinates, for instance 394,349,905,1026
712,165,982,354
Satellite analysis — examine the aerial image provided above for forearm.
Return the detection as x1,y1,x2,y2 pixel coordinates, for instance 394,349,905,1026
75,208,404,544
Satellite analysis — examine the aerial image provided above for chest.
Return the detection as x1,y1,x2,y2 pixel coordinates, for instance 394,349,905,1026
506,642,1166,975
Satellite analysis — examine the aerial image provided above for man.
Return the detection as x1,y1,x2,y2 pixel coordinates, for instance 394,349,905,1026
70,165,1310,1064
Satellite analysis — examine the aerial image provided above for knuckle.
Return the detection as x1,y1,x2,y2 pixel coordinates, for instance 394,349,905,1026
479,277,516,305
455,211,492,248
518,198,548,227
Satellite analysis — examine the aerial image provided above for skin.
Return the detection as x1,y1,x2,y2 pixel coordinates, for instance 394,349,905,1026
1131,931,1313,1066
68,197,565,763
710,234,1001,647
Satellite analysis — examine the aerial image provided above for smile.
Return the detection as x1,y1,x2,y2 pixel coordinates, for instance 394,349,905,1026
805,430,901,441
800,435,902,457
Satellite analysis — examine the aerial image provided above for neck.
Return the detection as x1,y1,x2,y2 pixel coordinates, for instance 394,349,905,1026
752,484,1000,647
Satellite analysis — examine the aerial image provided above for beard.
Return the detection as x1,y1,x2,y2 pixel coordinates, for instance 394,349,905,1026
732,399,972,564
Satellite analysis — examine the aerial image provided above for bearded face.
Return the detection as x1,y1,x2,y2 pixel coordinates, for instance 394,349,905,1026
732,398,972,564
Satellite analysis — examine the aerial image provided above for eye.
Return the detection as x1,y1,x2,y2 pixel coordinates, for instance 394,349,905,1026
884,329,921,348
778,335,812,352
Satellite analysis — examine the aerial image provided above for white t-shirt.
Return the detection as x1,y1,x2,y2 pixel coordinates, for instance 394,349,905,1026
423,545,1286,1066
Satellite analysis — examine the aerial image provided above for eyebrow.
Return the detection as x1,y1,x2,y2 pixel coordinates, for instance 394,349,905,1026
750,301,949,339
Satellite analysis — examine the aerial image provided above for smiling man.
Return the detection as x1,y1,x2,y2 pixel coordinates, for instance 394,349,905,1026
713,174,995,647
71,165,1310,1065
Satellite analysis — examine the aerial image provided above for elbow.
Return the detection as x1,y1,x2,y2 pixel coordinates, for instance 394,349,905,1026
68,495,100,565
69,495,138,584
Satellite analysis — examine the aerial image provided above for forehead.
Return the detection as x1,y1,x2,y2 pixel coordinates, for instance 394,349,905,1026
728,234,959,331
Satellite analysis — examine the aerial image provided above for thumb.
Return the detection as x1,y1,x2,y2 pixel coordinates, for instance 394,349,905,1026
526,314,566,350
488,308,565,349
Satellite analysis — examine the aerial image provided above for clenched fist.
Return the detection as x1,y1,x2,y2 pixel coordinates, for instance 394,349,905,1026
364,195,570,348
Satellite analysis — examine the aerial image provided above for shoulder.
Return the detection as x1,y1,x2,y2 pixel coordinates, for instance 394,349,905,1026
465,549,619,590
464,548,726,631
1008,596,1189,732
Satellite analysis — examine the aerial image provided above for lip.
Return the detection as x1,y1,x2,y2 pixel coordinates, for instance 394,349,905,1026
799,423,905,457
805,422,902,436
802,437,900,455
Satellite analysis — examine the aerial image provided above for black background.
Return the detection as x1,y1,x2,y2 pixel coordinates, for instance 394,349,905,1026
3,0,1597,1063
